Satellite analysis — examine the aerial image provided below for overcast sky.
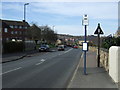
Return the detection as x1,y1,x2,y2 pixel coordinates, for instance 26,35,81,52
1,1,118,36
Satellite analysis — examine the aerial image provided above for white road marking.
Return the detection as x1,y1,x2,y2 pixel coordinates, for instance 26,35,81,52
64,48,73,54
36,59,46,65
0,67,22,75
41,59,45,62
36,62,43,65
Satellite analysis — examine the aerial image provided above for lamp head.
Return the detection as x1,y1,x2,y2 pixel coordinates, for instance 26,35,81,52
25,3,29,5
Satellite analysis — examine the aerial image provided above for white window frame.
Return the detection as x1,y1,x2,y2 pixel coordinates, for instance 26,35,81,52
4,28,8,33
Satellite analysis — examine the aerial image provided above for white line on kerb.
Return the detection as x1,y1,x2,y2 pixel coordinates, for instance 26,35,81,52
0,67,22,75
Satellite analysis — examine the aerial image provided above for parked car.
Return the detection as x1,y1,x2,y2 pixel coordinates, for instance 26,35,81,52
39,45,49,52
73,45,78,49
58,45,65,51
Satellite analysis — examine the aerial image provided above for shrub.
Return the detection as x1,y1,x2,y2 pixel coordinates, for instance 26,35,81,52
3,41,24,53
101,36,120,49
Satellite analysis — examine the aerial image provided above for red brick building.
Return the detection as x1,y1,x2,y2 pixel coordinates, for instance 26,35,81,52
1,19,30,42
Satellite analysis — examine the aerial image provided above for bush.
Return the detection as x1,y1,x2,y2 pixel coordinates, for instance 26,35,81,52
3,41,24,53
101,36,120,49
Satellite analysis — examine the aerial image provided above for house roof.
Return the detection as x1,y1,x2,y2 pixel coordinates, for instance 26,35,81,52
1,19,30,26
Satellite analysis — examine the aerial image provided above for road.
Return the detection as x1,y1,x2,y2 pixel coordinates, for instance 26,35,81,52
2,47,82,88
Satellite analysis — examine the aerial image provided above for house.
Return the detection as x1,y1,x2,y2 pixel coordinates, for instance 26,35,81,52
1,19,36,53
1,19,30,42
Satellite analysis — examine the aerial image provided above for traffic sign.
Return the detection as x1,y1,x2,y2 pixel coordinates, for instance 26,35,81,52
94,23,104,34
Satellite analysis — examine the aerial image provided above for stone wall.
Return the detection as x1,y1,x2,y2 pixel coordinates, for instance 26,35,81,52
99,48,109,72
89,46,109,72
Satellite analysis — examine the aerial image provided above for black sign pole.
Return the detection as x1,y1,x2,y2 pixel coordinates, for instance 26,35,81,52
94,23,104,67
98,33,100,67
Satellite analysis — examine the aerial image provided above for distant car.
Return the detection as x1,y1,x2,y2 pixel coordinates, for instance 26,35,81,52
73,45,78,49
39,45,49,52
58,45,65,51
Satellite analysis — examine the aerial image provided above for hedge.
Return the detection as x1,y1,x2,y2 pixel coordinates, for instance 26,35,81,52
3,41,24,53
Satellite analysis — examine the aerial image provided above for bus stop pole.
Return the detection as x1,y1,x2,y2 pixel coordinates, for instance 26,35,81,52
84,25,87,75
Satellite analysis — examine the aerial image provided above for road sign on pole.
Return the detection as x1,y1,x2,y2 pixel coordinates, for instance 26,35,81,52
82,14,88,75
82,42,88,51
94,23,104,67
94,23,104,34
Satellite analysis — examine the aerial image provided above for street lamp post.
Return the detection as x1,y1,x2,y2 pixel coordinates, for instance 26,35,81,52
23,3,29,51
24,3,29,22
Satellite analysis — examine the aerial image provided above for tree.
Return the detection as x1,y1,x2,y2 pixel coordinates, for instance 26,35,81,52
27,24,41,43
40,25,58,44
27,24,58,45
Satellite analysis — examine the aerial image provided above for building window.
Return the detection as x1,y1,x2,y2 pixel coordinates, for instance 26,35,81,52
11,31,14,34
4,28,8,33
10,25,14,28
15,31,17,34
25,27,28,29
19,26,22,29
15,25,18,28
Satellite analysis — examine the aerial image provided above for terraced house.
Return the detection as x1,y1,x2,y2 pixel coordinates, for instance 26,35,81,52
1,19,30,42
1,19,34,53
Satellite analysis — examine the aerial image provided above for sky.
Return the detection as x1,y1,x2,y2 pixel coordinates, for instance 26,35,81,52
1,1,118,36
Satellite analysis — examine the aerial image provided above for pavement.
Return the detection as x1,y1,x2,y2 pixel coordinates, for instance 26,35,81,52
68,50,119,89
2,48,57,63
2,50,39,63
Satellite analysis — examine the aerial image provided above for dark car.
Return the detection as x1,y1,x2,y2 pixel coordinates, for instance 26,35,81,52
58,45,65,51
39,45,49,52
